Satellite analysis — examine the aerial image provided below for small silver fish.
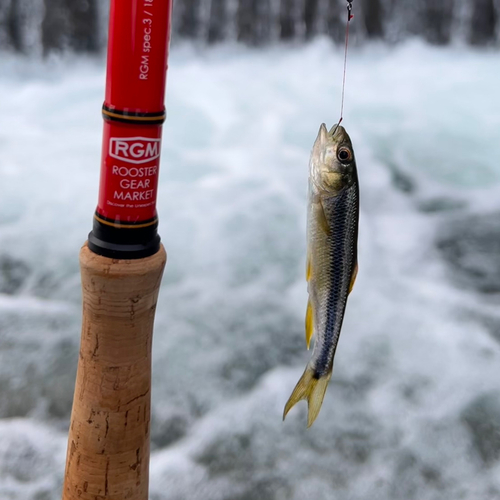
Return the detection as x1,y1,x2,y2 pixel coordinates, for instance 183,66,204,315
284,123,359,427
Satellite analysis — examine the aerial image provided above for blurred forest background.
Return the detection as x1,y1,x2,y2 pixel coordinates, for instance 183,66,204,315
0,0,498,54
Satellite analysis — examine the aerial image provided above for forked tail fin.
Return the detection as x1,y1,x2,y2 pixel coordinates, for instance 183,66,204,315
283,365,332,428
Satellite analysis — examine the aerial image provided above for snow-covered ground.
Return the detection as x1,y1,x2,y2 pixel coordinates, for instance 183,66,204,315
1,40,500,499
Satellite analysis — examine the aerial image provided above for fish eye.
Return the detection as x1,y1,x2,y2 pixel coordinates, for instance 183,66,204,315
337,147,352,163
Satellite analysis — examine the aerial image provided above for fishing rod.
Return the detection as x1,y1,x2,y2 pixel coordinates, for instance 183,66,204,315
62,1,172,498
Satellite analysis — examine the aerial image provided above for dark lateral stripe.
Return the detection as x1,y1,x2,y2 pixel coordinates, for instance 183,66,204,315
315,188,355,378
94,212,158,229
102,105,166,125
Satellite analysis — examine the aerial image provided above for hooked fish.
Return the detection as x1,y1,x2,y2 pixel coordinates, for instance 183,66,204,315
284,123,359,427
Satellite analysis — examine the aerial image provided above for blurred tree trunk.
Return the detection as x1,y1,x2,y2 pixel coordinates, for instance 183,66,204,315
237,0,270,44
236,0,254,43
6,0,22,51
469,0,497,45
304,0,319,40
421,0,454,45
280,0,297,40
255,0,271,43
208,0,227,43
68,0,99,52
41,0,67,52
42,0,98,53
0,0,33,52
361,0,384,38
178,0,202,39
325,0,345,43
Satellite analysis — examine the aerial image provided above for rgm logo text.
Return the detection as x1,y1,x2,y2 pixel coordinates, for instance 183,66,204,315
109,137,161,164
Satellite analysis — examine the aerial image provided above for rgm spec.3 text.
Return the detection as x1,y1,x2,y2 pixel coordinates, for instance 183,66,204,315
140,0,154,80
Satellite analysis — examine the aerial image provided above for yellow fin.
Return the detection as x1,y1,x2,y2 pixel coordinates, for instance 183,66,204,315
305,299,314,350
306,253,312,282
349,262,358,294
318,199,331,235
283,366,332,428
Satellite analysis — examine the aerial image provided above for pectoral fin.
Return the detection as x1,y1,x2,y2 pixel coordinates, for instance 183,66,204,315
306,252,312,282
305,298,314,350
317,199,331,236
349,262,358,294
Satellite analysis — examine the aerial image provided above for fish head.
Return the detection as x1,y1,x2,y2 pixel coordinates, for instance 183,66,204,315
310,123,357,194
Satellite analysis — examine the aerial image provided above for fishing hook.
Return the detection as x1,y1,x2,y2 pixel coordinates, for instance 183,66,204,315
347,0,354,21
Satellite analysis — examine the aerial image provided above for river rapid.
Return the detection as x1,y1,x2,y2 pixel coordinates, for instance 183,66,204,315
0,40,500,499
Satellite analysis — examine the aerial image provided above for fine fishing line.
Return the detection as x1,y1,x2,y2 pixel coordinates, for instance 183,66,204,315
333,0,354,135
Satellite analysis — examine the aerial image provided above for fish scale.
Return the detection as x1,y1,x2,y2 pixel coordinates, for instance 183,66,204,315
313,186,358,378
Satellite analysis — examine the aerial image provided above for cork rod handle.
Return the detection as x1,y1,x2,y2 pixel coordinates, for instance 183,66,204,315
62,243,166,500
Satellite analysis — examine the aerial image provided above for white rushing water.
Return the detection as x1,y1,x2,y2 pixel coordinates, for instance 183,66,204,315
0,40,500,500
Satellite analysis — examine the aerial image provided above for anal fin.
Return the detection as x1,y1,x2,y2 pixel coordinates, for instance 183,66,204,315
349,262,358,294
